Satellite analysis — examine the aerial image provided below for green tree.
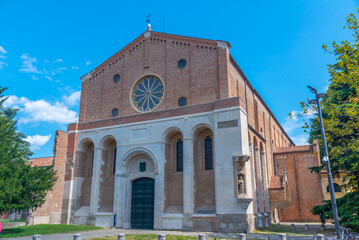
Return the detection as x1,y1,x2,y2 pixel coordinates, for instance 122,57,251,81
0,86,57,215
294,10,359,230
295,10,359,190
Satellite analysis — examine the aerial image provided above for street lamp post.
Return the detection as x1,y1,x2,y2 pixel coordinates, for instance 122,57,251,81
308,86,341,239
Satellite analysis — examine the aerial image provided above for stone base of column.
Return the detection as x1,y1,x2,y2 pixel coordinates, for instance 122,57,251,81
217,214,255,233
182,213,193,230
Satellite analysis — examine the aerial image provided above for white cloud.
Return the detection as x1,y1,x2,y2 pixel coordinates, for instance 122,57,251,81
54,59,63,63
5,95,78,124
290,134,309,146
3,95,29,107
0,46,7,54
24,134,51,151
45,76,53,81
19,54,41,73
62,91,81,106
86,61,92,66
0,45,8,69
72,66,79,70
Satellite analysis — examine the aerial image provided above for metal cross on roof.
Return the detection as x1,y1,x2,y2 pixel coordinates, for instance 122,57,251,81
146,13,152,23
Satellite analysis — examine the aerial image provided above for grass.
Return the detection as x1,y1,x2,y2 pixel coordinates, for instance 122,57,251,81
0,224,102,238
253,225,335,236
0,219,26,223
91,235,243,240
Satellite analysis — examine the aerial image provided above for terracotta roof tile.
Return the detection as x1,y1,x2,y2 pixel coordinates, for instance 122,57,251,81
269,176,283,190
273,145,312,154
27,157,53,167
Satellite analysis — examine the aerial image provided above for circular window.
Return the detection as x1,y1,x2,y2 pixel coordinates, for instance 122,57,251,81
111,108,119,117
131,75,164,112
178,59,186,69
113,74,120,83
178,97,187,107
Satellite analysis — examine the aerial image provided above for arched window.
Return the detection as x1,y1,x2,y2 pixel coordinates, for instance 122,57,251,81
204,135,213,170
176,139,183,172
327,183,342,192
113,147,117,175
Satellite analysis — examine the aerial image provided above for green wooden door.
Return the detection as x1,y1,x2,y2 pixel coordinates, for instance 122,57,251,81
131,177,154,229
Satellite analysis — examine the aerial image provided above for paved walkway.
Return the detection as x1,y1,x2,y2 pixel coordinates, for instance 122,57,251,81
6,228,330,240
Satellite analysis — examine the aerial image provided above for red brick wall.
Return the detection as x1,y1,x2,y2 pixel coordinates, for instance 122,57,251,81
78,32,230,122
274,142,323,222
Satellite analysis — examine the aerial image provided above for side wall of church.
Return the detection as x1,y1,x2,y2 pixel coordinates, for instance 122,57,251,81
273,142,323,222
30,130,68,225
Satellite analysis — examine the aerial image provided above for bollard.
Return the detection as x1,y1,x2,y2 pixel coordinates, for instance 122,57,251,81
304,224,310,232
290,224,296,231
118,233,125,240
158,234,166,240
276,223,281,228
199,234,206,240
238,233,246,240
74,233,81,240
279,233,286,240
33,235,41,240
316,234,324,240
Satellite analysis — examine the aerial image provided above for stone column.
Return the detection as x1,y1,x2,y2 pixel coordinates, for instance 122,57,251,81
249,142,257,213
261,151,270,212
261,151,271,226
90,147,103,215
183,137,194,229
254,147,264,213
113,145,122,227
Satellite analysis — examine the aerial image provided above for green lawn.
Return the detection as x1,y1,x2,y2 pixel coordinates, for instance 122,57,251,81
0,219,26,223
253,225,334,236
1,224,102,238
91,235,240,240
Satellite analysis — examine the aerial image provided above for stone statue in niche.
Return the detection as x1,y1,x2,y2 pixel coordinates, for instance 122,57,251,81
233,154,249,199
237,174,246,198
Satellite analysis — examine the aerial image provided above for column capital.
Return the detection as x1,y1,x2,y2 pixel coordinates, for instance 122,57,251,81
249,142,253,146
254,146,260,151
261,150,266,155
94,147,102,151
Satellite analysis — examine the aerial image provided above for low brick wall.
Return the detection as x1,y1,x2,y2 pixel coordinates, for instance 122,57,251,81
2,222,26,229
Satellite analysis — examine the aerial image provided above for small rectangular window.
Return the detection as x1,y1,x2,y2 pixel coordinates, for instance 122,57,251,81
139,162,146,172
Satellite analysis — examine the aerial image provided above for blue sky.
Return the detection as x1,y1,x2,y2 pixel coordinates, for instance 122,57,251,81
1,0,358,158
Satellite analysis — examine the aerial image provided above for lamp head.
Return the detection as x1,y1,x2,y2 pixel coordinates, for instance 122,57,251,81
308,99,317,105
317,93,327,98
307,86,318,94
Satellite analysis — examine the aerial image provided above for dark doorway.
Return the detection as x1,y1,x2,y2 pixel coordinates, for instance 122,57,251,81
131,177,155,229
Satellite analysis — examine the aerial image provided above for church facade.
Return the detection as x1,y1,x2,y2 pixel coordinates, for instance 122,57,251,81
28,26,325,232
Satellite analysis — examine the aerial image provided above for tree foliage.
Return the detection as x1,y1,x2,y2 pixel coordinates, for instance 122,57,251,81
294,10,359,230
312,191,359,231
0,86,57,214
294,10,359,191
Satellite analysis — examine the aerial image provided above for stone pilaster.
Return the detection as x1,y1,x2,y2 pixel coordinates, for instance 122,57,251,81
261,151,271,226
183,137,194,230
254,147,264,213
249,142,257,214
89,147,103,215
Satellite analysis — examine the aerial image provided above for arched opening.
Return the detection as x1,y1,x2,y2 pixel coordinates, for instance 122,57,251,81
327,183,341,192
193,126,215,214
74,139,94,211
98,136,117,212
164,130,183,213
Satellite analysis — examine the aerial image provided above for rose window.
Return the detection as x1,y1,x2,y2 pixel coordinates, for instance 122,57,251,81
131,75,164,112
